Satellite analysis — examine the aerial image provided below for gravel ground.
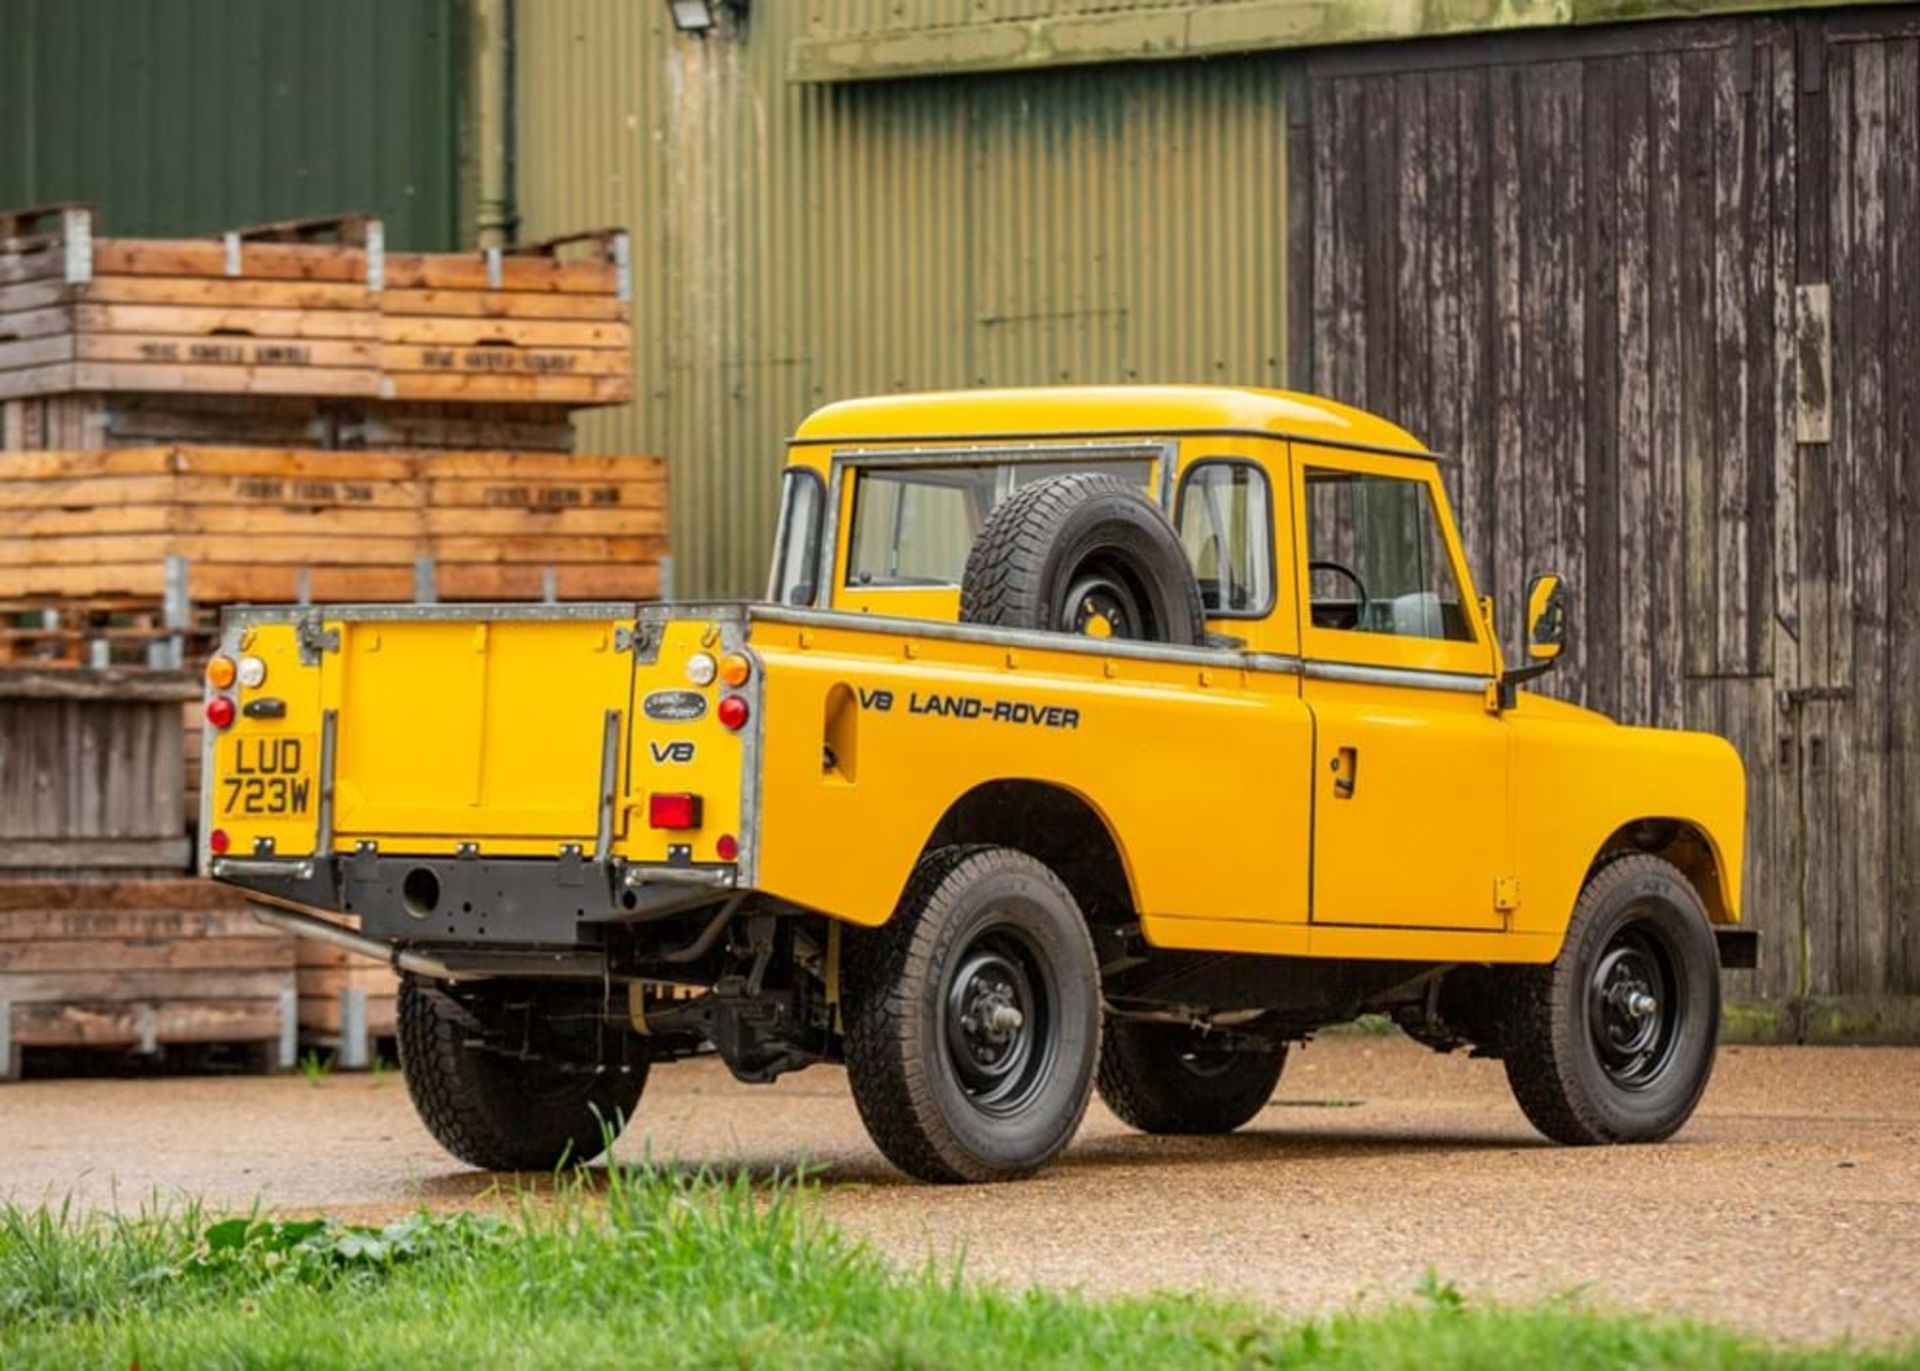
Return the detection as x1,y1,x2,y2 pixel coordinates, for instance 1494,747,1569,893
1,1035,1914,1346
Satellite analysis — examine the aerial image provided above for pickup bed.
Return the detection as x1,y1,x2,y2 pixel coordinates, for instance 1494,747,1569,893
205,385,1750,1183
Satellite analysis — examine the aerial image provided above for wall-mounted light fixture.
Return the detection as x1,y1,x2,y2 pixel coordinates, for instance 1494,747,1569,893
664,0,747,35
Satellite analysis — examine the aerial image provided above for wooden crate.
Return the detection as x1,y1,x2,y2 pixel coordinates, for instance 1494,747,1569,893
0,446,667,608
0,878,297,1078
0,206,633,408
0,669,198,875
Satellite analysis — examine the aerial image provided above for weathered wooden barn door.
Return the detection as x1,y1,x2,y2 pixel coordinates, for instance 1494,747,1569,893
1288,9,1920,1015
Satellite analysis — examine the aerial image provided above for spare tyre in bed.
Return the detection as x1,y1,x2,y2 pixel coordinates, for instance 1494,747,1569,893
959,473,1206,646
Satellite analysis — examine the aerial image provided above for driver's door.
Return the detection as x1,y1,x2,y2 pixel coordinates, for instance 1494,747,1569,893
1290,445,1512,931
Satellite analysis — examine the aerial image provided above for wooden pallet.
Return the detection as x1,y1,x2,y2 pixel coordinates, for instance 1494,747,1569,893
0,878,298,1078
0,206,633,408
0,445,668,604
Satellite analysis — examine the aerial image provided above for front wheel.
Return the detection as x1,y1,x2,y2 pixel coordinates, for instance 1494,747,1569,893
1501,854,1721,1145
843,845,1101,1183
397,976,647,1171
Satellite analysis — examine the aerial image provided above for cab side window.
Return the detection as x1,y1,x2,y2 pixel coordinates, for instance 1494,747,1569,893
1303,468,1472,641
1176,461,1274,617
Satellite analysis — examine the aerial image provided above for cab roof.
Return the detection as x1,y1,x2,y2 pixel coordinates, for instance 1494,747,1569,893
790,385,1429,457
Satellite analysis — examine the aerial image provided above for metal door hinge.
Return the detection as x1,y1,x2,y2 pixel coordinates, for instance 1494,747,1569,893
297,616,340,665
614,623,661,662
1494,877,1521,912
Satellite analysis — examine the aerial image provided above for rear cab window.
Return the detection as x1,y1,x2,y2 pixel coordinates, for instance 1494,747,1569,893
825,448,1160,619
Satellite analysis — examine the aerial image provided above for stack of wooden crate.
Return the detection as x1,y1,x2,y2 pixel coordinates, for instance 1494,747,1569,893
0,205,663,1073
0,205,633,410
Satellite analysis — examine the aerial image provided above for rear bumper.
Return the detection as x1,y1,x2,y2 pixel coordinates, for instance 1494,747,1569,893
210,852,739,949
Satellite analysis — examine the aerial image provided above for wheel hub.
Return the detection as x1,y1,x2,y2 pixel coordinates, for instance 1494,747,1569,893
1587,925,1680,1090
1062,570,1143,641
942,930,1055,1116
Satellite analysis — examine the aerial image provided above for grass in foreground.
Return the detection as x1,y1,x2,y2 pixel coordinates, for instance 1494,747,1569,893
0,1163,1909,1370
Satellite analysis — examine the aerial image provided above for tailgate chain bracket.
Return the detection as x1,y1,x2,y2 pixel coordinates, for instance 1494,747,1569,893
594,708,623,864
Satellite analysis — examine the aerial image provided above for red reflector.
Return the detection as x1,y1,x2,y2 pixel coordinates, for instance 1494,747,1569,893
717,695,750,730
205,696,236,729
715,833,740,862
208,828,230,856
648,792,703,830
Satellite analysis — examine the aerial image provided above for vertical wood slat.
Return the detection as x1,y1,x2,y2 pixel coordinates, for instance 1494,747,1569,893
1764,23,1802,1003
1820,39,1855,999
1844,39,1891,997
1648,52,1687,730
1489,67,1526,661
1294,12,1917,1002
1887,38,1920,999
1582,60,1620,723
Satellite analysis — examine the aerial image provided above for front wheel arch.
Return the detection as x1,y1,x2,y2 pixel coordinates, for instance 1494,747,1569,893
1587,817,1733,924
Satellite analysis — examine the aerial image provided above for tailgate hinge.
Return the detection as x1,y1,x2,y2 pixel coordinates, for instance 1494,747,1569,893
614,622,661,662
297,615,341,666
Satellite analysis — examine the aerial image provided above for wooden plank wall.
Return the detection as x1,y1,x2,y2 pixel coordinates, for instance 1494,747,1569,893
1293,10,1920,1004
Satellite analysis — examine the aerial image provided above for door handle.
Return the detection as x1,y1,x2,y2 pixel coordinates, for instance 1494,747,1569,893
1331,745,1358,799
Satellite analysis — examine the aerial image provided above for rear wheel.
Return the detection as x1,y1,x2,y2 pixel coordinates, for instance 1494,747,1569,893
1097,1019,1286,1135
397,976,647,1171
1501,854,1720,1145
843,845,1101,1183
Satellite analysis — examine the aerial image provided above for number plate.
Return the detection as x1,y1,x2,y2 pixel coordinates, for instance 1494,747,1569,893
219,734,317,818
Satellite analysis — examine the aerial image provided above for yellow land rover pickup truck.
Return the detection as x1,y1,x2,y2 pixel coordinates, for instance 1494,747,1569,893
203,386,1751,1183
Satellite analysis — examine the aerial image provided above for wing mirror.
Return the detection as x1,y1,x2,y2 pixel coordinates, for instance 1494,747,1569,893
1525,573,1567,661
1498,572,1567,708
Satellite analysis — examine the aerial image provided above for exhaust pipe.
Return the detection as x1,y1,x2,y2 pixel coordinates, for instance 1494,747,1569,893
249,903,457,980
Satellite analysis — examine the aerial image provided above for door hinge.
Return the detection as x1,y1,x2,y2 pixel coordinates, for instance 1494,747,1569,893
1494,877,1521,912
296,615,340,665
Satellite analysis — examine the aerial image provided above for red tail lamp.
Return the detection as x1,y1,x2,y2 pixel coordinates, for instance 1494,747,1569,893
208,828,231,856
648,792,703,830
717,695,750,731
205,696,236,729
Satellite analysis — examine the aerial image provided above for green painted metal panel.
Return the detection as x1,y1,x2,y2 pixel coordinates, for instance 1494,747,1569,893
518,1,1289,598
0,0,462,249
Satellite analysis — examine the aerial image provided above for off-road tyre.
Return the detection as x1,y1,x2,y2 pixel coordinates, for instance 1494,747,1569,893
1097,1019,1286,1135
843,845,1101,1183
959,472,1206,645
1501,854,1721,1145
397,975,647,1171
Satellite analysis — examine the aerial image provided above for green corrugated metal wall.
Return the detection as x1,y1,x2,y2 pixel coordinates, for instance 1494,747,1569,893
0,0,463,248
517,2,1290,599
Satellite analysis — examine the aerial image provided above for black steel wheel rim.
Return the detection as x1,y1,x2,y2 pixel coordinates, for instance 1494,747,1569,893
943,922,1057,1117
1587,914,1683,1091
1061,562,1147,641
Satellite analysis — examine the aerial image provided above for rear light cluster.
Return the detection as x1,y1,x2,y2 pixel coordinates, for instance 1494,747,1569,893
203,654,265,732
640,641,753,861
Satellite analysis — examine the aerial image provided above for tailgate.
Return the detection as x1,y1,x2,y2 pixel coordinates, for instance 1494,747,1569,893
203,606,756,870
328,614,633,843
